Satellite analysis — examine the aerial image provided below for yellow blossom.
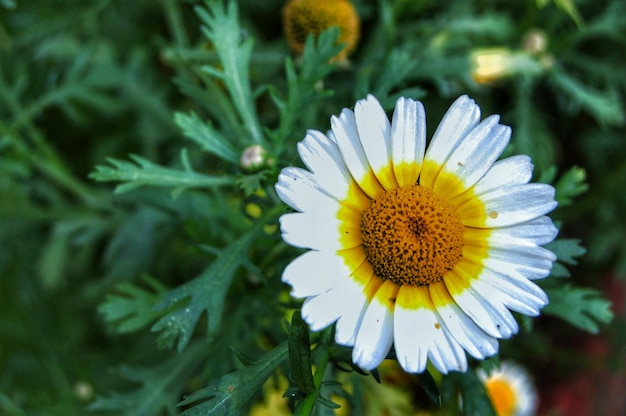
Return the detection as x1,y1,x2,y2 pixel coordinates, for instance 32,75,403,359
282,0,360,62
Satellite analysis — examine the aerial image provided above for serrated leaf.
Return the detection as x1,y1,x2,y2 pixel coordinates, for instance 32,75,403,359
99,276,169,334
178,343,288,416
549,262,571,278
89,153,235,195
543,285,613,333
89,342,206,416
151,208,279,351
288,311,315,394
550,70,625,126
195,0,264,146
267,27,341,147
554,166,588,207
545,239,586,266
174,111,239,164
237,171,270,196
442,371,496,416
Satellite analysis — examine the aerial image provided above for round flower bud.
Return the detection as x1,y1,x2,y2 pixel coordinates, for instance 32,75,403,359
282,0,360,62
523,29,548,55
240,144,268,172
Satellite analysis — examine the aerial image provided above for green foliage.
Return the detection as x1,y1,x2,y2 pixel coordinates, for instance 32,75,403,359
546,238,586,278
553,166,589,207
1,0,623,415
99,276,169,334
543,285,613,334
195,0,264,147
174,112,240,164
267,27,343,153
149,208,279,352
288,311,315,394
177,343,288,416
442,371,496,416
89,342,209,416
90,151,235,196
416,370,441,406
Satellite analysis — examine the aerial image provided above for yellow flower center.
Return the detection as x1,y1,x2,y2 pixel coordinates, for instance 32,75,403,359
485,378,518,416
360,185,464,286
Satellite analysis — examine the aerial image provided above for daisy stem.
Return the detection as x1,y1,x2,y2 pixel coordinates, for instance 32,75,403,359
295,346,330,416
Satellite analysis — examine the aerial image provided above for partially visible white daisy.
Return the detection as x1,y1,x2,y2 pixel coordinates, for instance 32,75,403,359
275,94,557,374
477,361,538,416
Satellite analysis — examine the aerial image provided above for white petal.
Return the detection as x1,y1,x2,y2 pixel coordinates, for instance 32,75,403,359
471,155,534,195
276,167,339,213
428,326,468,374
297,130,352,200
445,269,518,338
488,239,557,270
394,305,467,374
355,95,397,190
421,95,481,187
279,209,361,251
393,286,467,374
488,216,558,246
301,290,343,331
484,255,554,281
282,251,353,298
391,97,426,186
331,108,383,199
393,306,430,373
475,267,548,316
459,183,557,228
429,283,499,360
435,115,511,197
334,279,370,346
352,295,394,371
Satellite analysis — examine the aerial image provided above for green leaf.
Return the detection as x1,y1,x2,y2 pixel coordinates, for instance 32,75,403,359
0,0,17,10
89,342,207,416
289,311,315,394
554,166,589,207
178,342,288,416
99,276,169,334
416,370,441,406
356,48,425,108
151,207,280,351
174,111,240,164
550,69,625,126
479,356,501,378
545,239,586,266
442,371,496,416
237,171,270,196
543,285,613,333
267,27,341,148
316,396,341,409
195,0,264,146
513,77,557,170
89,152,235,195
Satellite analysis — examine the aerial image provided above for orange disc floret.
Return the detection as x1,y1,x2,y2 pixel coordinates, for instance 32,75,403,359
282,0,360,62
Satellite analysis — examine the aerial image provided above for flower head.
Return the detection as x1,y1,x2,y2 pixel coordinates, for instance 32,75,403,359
275,95,558,374
477,361,538,416
282,0,360,62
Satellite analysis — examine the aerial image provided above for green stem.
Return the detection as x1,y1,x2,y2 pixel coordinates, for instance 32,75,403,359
296,346,330,416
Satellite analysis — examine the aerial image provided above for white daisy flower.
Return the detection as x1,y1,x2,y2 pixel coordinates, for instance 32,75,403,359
275,94,558,374
477,361,538,416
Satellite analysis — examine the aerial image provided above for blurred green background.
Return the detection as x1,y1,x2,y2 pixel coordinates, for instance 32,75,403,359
1,0,624,415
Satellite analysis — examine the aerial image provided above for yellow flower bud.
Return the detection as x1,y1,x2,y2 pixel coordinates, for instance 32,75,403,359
282,0,360,62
